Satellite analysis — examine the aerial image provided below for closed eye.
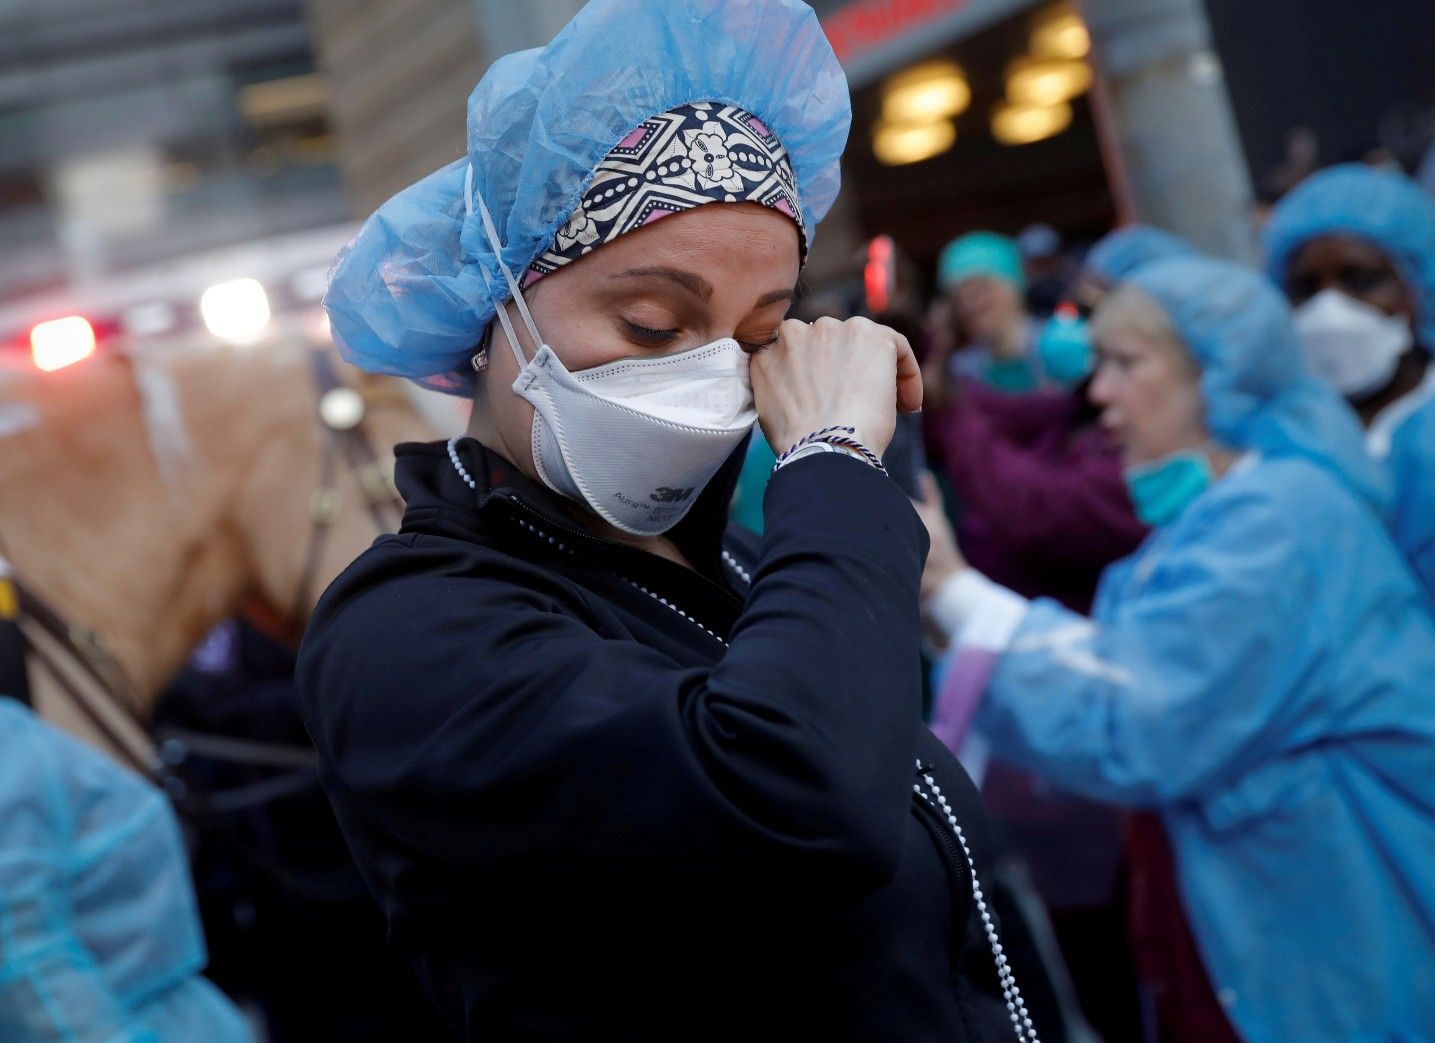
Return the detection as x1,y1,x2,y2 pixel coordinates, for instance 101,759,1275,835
622,319,679,345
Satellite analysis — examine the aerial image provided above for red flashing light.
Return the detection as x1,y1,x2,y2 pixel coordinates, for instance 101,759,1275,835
30,316,97,372
864,235,896,315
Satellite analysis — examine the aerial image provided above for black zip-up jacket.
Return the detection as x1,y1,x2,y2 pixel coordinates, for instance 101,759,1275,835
297,437,1015,1041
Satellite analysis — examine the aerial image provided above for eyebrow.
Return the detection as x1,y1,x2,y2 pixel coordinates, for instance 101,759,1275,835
612,266,794,308
756,288,795,307
612,266,713,300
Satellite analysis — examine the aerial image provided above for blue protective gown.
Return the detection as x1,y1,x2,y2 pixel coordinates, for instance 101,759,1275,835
1262,163,1435,603
0,701,251,1043
974,456,1435,1042
1390,397,1435,600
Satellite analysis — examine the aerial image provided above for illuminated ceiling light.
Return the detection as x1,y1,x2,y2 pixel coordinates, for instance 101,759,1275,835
1031,9,1091,60
881,60,972,123
31,316,97,372
991,100,1074,146
1005,55,1093,107
873,118,957,166
200,278,271,345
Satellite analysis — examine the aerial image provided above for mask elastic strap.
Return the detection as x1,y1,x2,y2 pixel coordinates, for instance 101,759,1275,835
465,163,543,368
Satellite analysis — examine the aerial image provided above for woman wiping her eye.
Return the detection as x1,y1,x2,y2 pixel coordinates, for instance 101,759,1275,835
299,1,1035,1039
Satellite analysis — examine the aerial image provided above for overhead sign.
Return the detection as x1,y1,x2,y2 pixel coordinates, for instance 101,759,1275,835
820,0,1040,89
822,0,971,65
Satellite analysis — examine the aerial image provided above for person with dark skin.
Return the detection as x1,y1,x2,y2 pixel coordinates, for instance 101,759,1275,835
1264,164,1435,596
917,256,1435,1043
1283,235,1427,427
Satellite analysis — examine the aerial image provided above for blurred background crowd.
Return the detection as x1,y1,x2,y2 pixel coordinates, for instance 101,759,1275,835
2,0,1434,1040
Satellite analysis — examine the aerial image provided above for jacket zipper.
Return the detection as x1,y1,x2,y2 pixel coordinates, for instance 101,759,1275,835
912,765,972,925
914,761,1039,1043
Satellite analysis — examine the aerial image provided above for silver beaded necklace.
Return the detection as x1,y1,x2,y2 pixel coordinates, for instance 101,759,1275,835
446,437,740,645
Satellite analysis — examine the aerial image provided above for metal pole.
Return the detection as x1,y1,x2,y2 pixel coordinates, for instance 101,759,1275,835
1077,0,1256,263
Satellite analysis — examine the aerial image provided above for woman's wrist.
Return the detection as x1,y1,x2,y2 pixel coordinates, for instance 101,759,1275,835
771,440,867,473
771,425,887,475
925,568,1030,647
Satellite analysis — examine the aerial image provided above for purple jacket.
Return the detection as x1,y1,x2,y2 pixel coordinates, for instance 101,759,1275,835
924,380,1147,613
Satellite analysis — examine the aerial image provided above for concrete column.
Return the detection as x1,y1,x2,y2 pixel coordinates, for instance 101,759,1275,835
1079,0,1256,263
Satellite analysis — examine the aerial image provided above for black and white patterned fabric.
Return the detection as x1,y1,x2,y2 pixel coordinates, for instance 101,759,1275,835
526,102,806,284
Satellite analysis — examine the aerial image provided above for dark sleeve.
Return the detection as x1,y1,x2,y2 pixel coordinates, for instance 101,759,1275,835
298,454,927,896
927,399,1146,569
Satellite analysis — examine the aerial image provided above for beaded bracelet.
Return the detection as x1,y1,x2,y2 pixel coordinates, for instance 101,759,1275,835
771,425,889,476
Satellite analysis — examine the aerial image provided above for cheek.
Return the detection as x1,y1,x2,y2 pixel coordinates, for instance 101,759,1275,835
1119,370,1174,429
530,296,643,372
1362,287,1408,319
552,312,634,370
1137,370,1205,440
484,333,535,423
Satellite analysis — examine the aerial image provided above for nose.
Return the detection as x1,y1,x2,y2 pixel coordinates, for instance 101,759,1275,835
1088,362,1114,408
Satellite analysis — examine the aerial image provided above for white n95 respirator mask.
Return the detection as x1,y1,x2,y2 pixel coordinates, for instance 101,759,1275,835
467,167,757,536
1293,289,1413,399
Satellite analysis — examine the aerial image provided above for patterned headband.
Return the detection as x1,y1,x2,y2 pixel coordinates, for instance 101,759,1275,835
525,101,806,284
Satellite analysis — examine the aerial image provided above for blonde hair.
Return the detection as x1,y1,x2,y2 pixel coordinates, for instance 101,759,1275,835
1091,283,1200,376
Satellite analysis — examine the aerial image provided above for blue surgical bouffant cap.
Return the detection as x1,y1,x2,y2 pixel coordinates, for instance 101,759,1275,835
1131,256,1391,516
937,232,1026,292
323,0,851,395
1085,225,1197,283
1263,164,1435,347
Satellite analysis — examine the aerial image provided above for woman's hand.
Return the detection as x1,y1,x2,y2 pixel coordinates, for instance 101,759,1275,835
751,316,922,457
920,299,960,411
912,472,966,601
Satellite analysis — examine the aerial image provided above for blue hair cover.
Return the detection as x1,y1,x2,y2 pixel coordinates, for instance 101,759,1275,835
323,0,851,395
1130,256,1392,517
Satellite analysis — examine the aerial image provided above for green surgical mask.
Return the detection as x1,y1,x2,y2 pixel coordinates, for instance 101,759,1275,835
1124,450,1212,527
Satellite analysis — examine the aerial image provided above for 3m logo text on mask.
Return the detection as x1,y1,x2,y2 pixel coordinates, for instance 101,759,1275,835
650,487,696,504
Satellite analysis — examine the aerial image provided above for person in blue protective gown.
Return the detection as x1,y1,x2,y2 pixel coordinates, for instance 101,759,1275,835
1264,164,1435,598
915,256,1435,1043
921,223,1197,1041
1389,397,1435,596
0,699,251,1043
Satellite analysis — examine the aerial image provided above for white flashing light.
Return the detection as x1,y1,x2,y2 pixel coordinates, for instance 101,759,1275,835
200,278,271,345
31,316,97,372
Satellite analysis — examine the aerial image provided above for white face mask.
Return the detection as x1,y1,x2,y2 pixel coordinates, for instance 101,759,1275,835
1293,288,1413,399
466,166,758,536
